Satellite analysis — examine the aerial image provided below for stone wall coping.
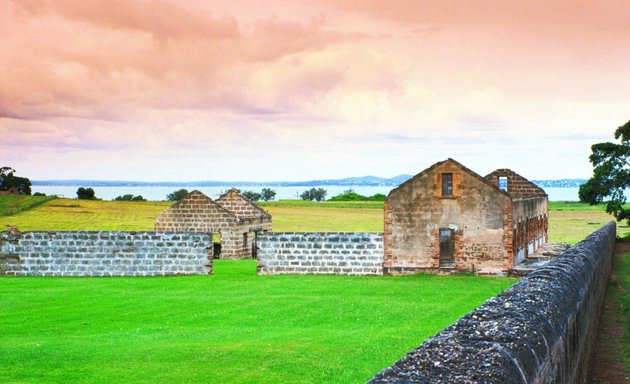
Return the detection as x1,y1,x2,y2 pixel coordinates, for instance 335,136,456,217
369,221,616,383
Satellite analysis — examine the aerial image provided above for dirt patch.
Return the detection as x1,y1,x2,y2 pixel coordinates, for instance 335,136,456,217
588,241,630,383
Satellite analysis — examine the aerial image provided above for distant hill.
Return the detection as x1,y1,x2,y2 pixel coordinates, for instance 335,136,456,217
32,175,415,188
531,179,587,188
32,176,587,188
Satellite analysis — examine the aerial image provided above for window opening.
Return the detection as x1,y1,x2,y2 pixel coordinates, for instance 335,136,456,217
498,176,508,191
442,173,453,196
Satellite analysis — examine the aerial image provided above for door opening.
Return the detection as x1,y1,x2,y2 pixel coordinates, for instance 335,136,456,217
439,228,455,267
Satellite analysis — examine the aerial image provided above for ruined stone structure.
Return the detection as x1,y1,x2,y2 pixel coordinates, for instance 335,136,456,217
257,232,383,275
0,231,213,276
384,158,547,275
370,222,616,383
154,190,272,259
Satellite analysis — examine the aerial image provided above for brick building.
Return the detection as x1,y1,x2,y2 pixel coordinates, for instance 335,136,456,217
154,189,272,259
384,158,547,275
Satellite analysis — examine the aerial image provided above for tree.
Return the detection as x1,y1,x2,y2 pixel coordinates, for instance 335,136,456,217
579,120,630,225
0,166,31,195
76,187,96,200
300,187,327,202
241,190,262,202
261,188,277,201
114,194,146,201
166,189,189,202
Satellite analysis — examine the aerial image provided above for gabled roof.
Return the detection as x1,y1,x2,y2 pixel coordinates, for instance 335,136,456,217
216,188,272,220
156,189,237,221
485,169,547,199
388,158,511,199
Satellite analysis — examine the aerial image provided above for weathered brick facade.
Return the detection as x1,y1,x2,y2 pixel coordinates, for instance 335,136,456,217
0,231,213,276
384,159,548,275
154,190,272,259
257,232,383,275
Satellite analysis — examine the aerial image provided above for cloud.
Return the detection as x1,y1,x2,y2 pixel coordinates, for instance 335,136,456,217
1,1,628,182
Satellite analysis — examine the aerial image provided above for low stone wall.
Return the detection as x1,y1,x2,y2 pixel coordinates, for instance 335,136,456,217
369,222,616,383
257,232,383,275
0,231,213,276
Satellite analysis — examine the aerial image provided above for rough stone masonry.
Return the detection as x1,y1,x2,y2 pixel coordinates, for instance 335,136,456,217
369,222,616,384
0,231,214,276
257,232,383,275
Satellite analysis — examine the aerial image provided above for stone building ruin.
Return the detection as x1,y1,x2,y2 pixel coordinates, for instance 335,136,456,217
384,158,548,275
154,189,272,259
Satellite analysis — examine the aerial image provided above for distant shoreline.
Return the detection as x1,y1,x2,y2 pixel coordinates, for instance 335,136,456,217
32,177,587,188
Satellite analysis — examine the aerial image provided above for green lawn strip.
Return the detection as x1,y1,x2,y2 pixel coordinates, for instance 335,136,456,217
259,200,384,209
0,195,54,216
618,237,630,371
0,198,171,232
0,260,516,383
548,200,630,211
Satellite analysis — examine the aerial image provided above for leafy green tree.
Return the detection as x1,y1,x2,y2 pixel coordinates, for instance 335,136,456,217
261,188,276,201
114,194,146,201
329,189,387,201
579,120,630,225
76,187,96,200
166,189,189,202
0,166,31,195
300,187,327,202
241,190,262,202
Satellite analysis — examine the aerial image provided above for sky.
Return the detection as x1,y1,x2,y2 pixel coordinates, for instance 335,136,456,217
1,0,629,182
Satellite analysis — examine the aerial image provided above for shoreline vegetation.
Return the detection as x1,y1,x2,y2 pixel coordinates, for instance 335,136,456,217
0,195,627,382
0,195,628,243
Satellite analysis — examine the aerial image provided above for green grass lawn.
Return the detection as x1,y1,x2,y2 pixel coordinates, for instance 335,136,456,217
0,198,171,231
0,195,54,216
0,260,515,384
1,195,629,382
3,197,628,242
620,243,630,371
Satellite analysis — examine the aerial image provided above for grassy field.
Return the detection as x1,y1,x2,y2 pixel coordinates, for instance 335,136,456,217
3,197,628,243
1,196,628,382
0,261,514,383
0,195,54,216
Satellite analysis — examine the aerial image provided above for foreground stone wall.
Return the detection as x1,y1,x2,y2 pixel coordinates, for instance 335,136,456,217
257,232,383,275
0,231,213,276
370,222,616,384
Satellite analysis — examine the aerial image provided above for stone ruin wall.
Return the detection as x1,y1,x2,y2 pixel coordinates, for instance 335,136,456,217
154,192,243,259
154,191,272,259
512,198,549,265
257,232,383,275
369,222,616,384
485,169,547,199
0,231,214,277
216,190,270,220
384,160,513,275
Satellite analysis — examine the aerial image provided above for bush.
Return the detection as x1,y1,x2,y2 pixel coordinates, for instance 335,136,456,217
76,187,96,200
33,192,47,197
241,191,262,202
0,166,31,195
261,188,276,201
114,194,146,201
329,190,386,201
166,189,189,202
300,188,327,202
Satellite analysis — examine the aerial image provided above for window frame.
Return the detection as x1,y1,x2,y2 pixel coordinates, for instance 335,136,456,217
441,173,453,197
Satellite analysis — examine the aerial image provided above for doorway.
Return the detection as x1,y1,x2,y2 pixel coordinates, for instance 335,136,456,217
439,228,455,267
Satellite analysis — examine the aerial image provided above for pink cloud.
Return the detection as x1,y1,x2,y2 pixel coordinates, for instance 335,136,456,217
1,1,628,181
